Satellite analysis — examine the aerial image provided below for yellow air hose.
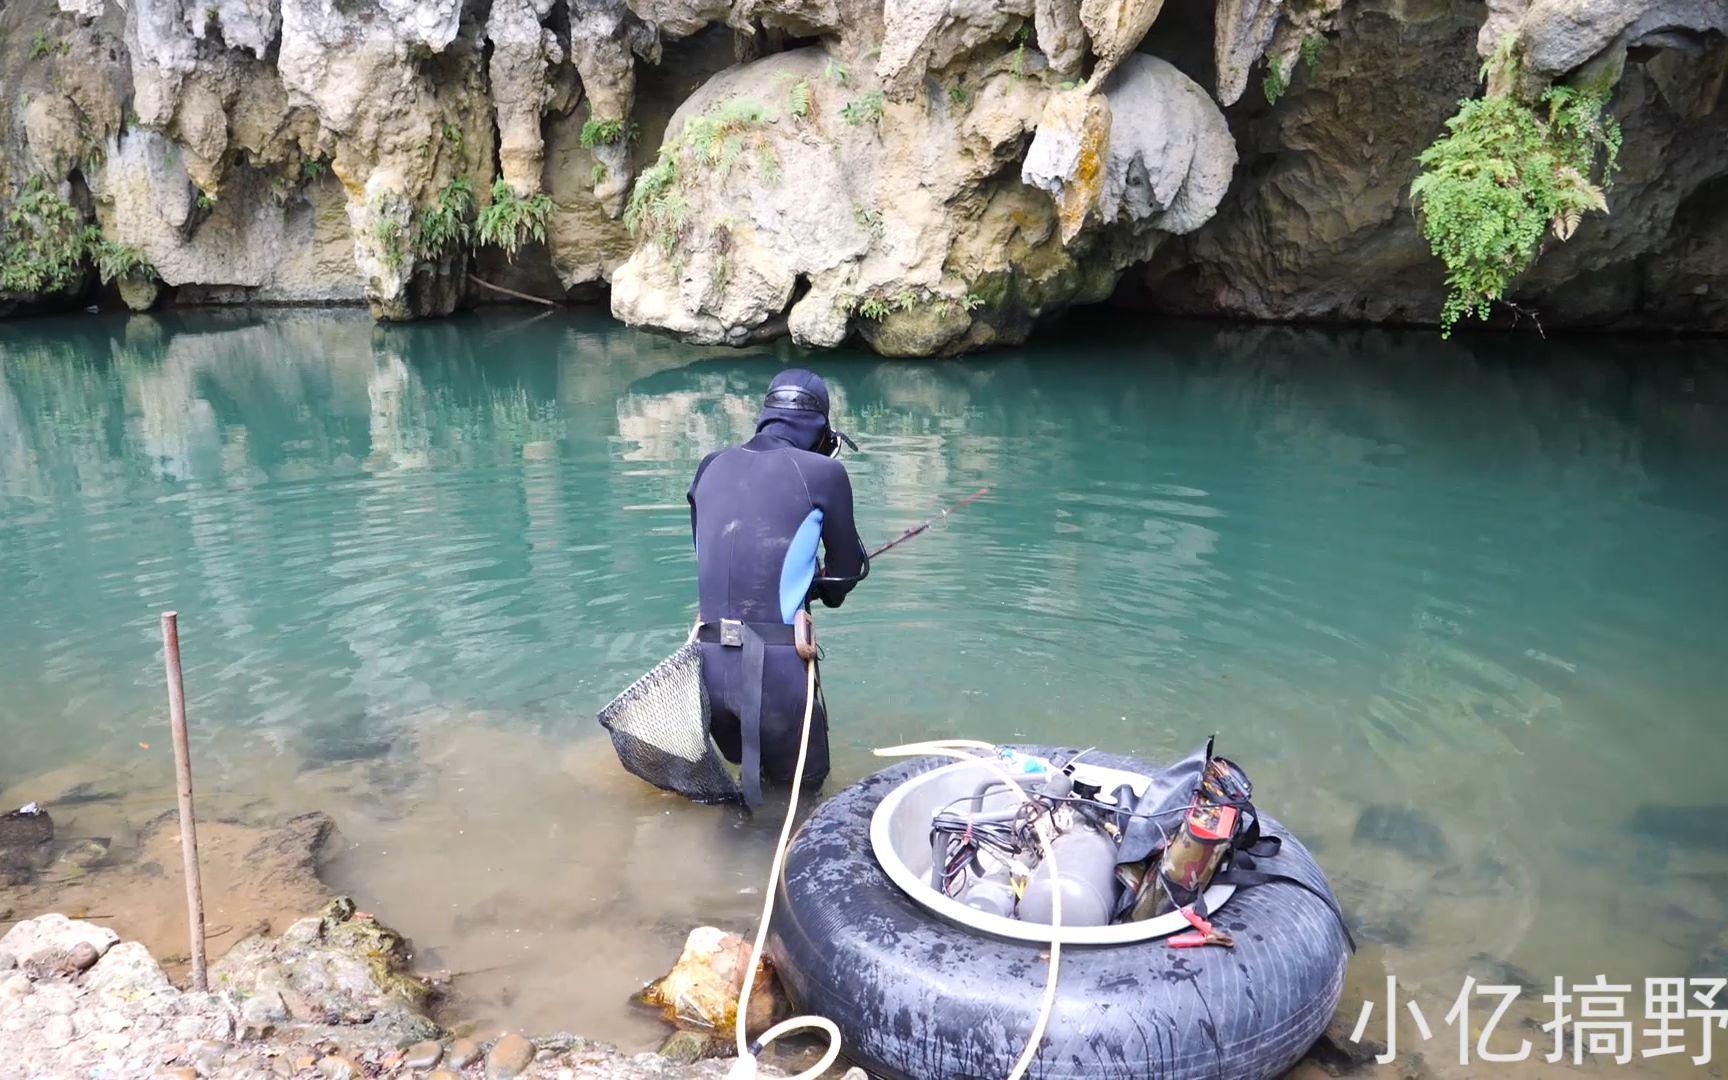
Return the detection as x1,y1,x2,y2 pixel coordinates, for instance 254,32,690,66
727,692,1064,1080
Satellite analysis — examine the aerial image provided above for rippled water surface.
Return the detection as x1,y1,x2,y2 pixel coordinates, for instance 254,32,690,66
3,309,1727,1066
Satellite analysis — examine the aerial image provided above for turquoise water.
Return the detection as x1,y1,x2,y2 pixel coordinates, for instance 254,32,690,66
3,309,1727,1063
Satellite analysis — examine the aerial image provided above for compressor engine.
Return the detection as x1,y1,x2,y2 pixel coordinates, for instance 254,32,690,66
926,748,1254,928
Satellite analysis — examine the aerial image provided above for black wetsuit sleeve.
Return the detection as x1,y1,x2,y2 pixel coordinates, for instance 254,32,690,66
812,461,869,608
688,451,717,548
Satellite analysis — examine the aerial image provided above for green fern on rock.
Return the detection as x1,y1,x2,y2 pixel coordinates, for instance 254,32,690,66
0,177,88,294
1410,79,1621,336
416,177,474,257
841,91,883,126
581,117,638,148
476,180,552,257
684,101,770,164
624,151,685,256
84,229,154,284
1262,65,1286,105
622,98,777,260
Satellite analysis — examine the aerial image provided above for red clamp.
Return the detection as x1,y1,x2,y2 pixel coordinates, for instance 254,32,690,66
1168,906,1235,949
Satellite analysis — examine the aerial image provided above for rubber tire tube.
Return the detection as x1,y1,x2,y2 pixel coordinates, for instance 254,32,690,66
765,747,1350,1080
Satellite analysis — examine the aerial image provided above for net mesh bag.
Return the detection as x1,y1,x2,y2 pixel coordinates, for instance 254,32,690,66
596,642,743,804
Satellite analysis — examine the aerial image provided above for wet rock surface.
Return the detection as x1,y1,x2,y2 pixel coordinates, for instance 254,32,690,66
403,1038,443,1068
0,806,337,987
447,1036,483,1068
0,904,774,1079
638,926,781,1039
486,1031,538,1076
0,806,56,886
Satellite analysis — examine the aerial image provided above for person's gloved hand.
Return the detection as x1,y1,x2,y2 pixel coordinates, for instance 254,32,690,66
807,565,847,608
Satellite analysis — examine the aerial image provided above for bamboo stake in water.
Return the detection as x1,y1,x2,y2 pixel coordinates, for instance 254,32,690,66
159,611,208,992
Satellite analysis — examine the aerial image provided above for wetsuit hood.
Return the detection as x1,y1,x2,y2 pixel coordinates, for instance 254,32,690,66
754,369,833,454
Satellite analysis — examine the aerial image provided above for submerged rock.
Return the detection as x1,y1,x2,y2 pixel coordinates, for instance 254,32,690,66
1691,922,1728,980
1629,803,1728,851
1351,804,1452,862
0,806,56,886
55,838,112,872
0,808,338,984
1309,946,1391,1069
1467,951,1540,992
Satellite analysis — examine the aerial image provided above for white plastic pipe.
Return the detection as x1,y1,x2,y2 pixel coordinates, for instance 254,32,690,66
871,740,1063,1080
728,658,841,1080
730,722,1062,1080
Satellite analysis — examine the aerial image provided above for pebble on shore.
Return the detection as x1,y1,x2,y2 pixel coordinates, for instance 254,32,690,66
447,1036,483,1068
487,1031,538,1078
403,1038,443,1069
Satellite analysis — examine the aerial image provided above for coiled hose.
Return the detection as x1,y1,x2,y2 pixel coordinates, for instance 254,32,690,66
726,680,1062,1080
727,658,840,1080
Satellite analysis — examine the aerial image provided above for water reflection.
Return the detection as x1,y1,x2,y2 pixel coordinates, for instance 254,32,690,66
1,310,1726,1059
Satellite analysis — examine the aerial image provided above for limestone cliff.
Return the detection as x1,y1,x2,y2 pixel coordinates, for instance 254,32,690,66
605,47,1234,355
0,0,1722,348
1131,0,1728,333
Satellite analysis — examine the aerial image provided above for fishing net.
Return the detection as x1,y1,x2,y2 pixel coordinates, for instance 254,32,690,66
596,643,744,805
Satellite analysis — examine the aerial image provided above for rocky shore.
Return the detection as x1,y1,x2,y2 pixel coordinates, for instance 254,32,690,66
1,785,1591,1080
0,901,757,1080
2,749,1644,1080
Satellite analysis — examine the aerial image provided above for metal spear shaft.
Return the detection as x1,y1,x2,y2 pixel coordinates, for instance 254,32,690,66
159,611,208,991
867,486,990,560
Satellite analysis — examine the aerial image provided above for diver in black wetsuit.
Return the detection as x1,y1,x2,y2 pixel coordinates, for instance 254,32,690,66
687,369,868,807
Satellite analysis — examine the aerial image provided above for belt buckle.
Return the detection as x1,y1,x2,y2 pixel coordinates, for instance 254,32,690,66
718,618,743,647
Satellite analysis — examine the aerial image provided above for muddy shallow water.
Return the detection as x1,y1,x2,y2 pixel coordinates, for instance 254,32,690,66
3,310,1727,1074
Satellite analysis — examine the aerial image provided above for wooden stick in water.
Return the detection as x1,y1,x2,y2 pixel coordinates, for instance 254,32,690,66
160,611,208,992
467,274,558,307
